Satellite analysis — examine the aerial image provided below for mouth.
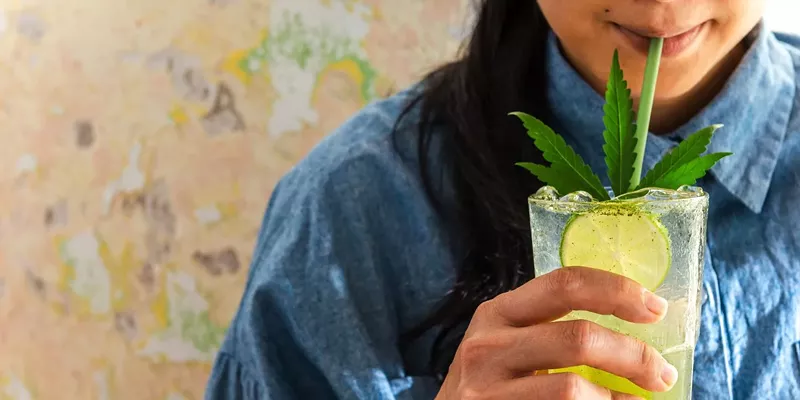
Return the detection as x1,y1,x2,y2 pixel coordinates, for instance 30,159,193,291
613,22,708,58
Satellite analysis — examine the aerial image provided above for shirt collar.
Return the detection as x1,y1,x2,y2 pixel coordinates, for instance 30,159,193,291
544,23,795,213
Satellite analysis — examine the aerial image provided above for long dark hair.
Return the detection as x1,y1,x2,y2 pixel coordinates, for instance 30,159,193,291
394,0,551,379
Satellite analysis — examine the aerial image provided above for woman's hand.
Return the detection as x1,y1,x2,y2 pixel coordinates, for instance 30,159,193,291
435,267,677,400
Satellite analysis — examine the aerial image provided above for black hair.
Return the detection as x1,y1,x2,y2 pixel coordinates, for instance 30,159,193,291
394,0,551,379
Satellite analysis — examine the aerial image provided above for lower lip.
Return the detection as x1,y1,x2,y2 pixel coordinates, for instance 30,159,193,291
615,23,706,58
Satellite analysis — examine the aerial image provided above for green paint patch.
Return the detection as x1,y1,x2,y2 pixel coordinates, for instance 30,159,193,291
179,310,227,354
348,56,378,101
236,10,378,101
139,271,226,362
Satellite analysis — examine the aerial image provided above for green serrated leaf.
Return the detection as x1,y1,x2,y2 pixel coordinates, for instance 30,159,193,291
516,162,556,183
647,152,732,189
511,112,610,200
511,111,554,141
638,124,723,189
515,162,603,199
602,50,638,197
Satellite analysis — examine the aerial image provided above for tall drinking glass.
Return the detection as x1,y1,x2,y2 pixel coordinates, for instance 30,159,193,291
528,186,709,400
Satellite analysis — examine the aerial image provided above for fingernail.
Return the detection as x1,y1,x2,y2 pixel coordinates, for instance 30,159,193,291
643,290,668,316
661,363,678,388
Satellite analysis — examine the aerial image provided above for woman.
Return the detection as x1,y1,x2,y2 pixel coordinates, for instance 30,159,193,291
206,0,800,399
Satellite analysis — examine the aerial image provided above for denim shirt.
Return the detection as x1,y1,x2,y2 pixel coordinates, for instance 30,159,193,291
206,25,800,400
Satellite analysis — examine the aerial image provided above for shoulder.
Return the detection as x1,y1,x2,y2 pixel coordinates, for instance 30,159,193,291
249,81,456,257
268,86,431,216
289,85,425,190
774,30,800,59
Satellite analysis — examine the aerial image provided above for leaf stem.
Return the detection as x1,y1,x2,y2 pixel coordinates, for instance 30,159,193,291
629,38,663,191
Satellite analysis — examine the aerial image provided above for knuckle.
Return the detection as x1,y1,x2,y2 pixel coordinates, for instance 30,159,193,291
549,267,585,297
555,373,585,399
474,298,497,319
471,300,499,326
459,387,485,400
637,341,662,379
489,291,512,312
613,275,637,296
459,386,501,400
458,336,499,368
565,320,600,361
607,277,637,314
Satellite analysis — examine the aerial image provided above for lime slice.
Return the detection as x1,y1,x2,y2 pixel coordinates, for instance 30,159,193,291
560,209,671,292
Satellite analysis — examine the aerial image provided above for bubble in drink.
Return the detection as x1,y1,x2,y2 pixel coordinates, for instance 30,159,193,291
533,186,560,201
644,188,675,201
677,185,704,195
559,191,594,203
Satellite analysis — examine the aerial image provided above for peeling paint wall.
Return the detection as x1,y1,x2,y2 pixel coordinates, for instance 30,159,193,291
0,0,466,398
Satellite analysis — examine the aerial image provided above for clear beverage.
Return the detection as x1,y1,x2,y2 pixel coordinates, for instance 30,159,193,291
528,186,709,400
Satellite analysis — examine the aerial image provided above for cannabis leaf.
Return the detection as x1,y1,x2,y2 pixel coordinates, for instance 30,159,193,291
511,112,610,201
638,124,729,189
602,50,638,197
645,152,732,189
512,44,734,198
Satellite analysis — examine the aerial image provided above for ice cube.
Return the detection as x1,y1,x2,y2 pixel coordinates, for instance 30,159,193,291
677,185,705,195
559,191,594,202
644,189,674,201
532,186,560,201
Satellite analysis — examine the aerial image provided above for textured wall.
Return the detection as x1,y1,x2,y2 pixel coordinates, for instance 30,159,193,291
0,1,466,398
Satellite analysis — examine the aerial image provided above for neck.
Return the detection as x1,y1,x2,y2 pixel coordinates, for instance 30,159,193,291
645,42,747,134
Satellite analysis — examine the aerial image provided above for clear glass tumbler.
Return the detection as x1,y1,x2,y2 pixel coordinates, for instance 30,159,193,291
528,186,709,400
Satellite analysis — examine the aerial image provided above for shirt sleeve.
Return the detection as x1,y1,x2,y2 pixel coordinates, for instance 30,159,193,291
205,353,268,399
205,146,426,399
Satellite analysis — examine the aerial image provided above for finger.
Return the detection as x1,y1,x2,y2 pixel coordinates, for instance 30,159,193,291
490,267,668,326
481,373,644,399
465,321,676,392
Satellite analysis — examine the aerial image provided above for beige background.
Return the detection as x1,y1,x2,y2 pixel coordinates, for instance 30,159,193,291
0,0,466,398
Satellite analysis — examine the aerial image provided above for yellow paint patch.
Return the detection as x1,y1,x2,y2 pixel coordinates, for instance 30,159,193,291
342,0,361,13
148,264,174,329
231,180,242,198
168,105,190,126
220,50,252,85
216,202,239,221
372,5,383,21
312,58,365,104
54,234,78,306
98,240,140,311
